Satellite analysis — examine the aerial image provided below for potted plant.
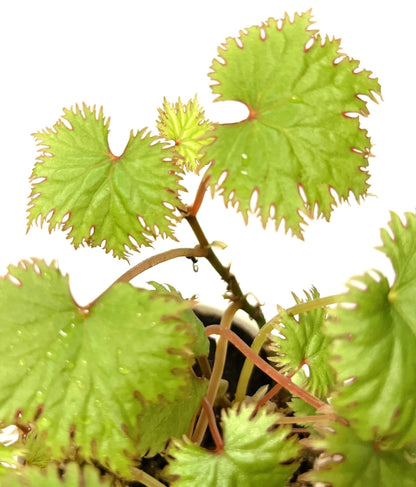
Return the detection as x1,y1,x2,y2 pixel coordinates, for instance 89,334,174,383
1,9,415,486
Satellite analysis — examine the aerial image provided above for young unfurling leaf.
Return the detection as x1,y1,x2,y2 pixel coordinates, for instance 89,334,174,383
157,96,215,170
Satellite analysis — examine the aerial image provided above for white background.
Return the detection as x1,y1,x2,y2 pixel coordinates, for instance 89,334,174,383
0,0,414,321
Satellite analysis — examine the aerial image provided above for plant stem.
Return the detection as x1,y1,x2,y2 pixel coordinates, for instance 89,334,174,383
87,246,207,308
234,321,275,402
235,293,342,402
201,397,224,453
185,213,266,327
276,415,334,424
130,468,166,487
192,302,241,445
206,325,326,410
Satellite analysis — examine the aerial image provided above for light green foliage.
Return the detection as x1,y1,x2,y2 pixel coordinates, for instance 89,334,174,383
0,260,206,475
28,104,184,259
326,212,416,449
0,463,113,486
0,442,25,474
157,96,215,170
206,11,380,235
269,288,334,398
302,422,416,486
137,375,207,457
147,281,209,357
166,403,300,486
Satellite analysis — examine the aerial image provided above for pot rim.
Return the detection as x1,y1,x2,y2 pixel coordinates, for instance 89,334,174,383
192,302,260,339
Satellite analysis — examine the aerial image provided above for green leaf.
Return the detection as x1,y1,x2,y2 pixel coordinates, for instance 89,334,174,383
269,288,334,398
147,281,209,357
301,422,416,487
28,104,184,259
166,403,300,486
137,375,208,457
206,11,380,236
326,213,416,448
157,96,215,170
0,260,203,476
0,442,25,474
0,463,113,486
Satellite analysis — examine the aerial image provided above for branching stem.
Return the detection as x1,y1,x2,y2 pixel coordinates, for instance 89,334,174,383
202,397,224,453
192,302,241,445
206,325,326,410
87,246,207,308
235,293,342,402
185,213,266,327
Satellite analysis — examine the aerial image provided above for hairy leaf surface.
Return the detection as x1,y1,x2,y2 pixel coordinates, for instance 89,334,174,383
302,422,416,486
0,463,113,486
157,97,215,170
206,11,380,235
0,260,204,475
327,212,416,448
28,104,183,259
166,403,300,486
269,288,334,398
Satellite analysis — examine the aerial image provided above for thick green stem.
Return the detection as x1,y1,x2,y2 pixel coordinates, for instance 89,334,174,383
235,294,342,403
191,302,241,445
186,214,266,327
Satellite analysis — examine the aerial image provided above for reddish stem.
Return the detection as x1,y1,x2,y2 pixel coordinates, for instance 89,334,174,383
256,382,283,411
190,174,211,217
205,325,326,410
201,398,224,453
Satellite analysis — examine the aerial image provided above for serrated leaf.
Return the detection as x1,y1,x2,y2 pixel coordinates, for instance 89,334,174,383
301,422,416,487
269,288,334,398
0,260,203,476
0,463,113,486
137,375,208,457
147,281,209,357
206,11,380,236
157,96,215,170
166,403,300,486
28,104,184,259
326,212,416,448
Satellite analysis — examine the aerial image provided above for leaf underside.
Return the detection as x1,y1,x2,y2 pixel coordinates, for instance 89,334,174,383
205,11,381,236
28,104,184,259
0,260,206,476
166,403,300,486
326,212,416,449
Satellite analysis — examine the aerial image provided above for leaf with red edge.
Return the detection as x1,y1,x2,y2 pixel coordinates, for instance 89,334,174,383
205,11,380,236
326,212,416,449
28,104,184,259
